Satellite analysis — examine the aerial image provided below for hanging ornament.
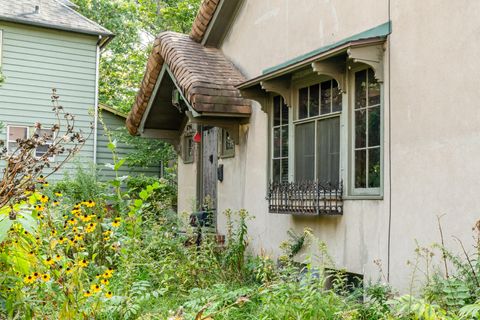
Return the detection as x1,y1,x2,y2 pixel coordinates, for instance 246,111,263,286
193,131,201,143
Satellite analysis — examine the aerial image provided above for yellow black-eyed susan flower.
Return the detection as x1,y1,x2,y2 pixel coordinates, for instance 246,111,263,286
111,218,121,228
68,218,77,226
55,192,63,197
58,236,65,244
65,267,73,274
54,254,61,262
39,195,49,203
41,274,50,282
86,200,95,208
53,200,59,206
91,284,101,293
78,259,88,268
33,272,39,278
84,290,92,297
24,275,35,284
45,257,54,266
105,291,113,299
51,230,57,236
101,278,109,285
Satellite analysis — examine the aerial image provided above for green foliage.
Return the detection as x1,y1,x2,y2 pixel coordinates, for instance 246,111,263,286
71,0,201,113
112,128,176,169
55,164,107,202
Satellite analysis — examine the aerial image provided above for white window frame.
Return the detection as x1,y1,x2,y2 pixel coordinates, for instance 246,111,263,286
6,125,29,154
33,128,56,161
348,66,384,197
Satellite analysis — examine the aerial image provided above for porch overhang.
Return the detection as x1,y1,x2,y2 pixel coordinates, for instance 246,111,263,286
237,22,391,110
126,32,251,146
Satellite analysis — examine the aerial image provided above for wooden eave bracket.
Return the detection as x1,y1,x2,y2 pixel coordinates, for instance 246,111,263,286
260,77,292,107
311,61,347,93
347,44,385,82
239,87,268,112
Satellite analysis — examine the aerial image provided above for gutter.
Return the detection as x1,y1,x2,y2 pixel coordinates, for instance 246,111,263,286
93,39,100,164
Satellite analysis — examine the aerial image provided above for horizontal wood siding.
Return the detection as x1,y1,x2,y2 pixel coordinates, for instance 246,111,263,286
96,111,161,181
0,22,98,181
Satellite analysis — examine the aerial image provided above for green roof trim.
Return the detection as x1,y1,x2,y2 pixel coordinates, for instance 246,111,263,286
262,21,392,75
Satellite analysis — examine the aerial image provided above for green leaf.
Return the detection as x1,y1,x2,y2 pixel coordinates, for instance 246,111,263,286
17,208,37,234
0,215,13,243
107,140,117,151
139,190,148,201
114,158,126,171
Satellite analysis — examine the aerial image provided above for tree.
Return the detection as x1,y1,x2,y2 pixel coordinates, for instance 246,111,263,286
72,0,201,113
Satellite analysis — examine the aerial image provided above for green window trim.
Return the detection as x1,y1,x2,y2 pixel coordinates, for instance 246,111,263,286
349,67,383,197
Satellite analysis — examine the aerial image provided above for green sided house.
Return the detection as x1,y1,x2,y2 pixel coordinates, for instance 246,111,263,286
0,0,162,180
127,0,480,291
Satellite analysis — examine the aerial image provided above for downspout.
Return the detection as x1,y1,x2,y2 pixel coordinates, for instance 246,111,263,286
93,37,101,164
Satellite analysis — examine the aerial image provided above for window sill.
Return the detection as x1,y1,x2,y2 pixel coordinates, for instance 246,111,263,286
342,195,383,201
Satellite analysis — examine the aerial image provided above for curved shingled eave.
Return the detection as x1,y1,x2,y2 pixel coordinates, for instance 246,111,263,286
126,31,250,135
189,0,220,43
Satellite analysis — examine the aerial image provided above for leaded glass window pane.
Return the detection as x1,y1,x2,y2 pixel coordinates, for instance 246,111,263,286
353,68,381,190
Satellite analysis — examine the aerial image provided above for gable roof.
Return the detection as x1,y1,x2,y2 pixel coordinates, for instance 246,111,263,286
0,0,113,41
126,31,250,134
126,0,251,135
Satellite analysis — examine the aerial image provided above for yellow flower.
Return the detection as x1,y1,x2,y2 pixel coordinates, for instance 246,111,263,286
24,190,32,196
67,218,77,226
58,236,65,244
24,275,35,284
83,290,92,297
53,200,59,206
45,257,54,266
54,254,61,262
95,273,102,279
55,192,63,197
81,214,91,222
28,251,35,257
39,195,49,203
103,230,112,236
72,227,78,233
33,272,40,279
51,230,57,236
65,267,73,274
85,223,97,233
111,218,121,228
103,271,112,279
78,259,88,268
101,278,109,285
103,236,110,241
85,200,96,208
43,182,49,187
74,234,83,241
105,291,113,299
41,274,50,282
90,284,101,293
35,205,45,212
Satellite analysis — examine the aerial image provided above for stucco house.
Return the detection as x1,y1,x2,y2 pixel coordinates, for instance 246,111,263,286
0,0,162,181
127,0,480,291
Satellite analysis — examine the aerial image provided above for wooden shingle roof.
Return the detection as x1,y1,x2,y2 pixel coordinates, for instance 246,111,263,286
126,0,251,135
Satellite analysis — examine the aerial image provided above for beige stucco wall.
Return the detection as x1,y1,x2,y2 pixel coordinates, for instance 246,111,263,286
177,155,198,215
177,0,480,291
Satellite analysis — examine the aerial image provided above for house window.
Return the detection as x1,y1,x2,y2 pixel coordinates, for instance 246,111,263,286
271,95,289,182
219,129,235,158
353,68,381,191
182,134,194,164
6,125,29,154
34,129,55,159
295,80,341,184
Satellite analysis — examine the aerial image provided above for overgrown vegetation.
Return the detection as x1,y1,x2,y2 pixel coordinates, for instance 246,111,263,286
3,98,480,319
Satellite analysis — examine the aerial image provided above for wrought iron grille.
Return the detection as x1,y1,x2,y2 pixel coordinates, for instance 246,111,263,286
267,181,343,215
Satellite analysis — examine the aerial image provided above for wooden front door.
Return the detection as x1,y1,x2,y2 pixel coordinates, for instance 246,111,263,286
201,127,218,210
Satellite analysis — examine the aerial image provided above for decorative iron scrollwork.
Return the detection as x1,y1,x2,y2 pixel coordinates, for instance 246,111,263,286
267,181,343,215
